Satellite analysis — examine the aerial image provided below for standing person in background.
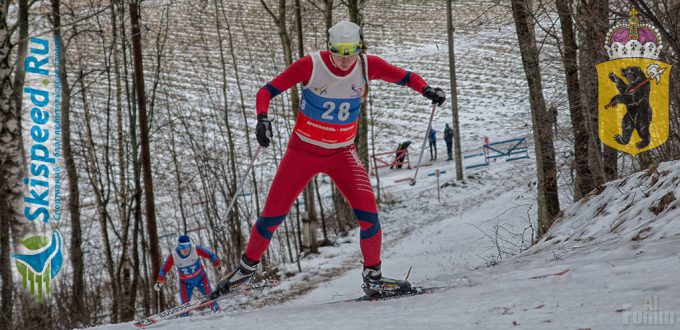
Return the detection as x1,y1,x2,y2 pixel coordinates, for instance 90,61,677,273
444,123,453,161
429,127,437,161
154,235,222,314
214,20,446,298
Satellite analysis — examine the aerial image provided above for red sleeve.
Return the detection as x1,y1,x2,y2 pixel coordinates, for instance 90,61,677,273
196,246,220,266
256,55,313,116
366,55,428,94
156,254,174,283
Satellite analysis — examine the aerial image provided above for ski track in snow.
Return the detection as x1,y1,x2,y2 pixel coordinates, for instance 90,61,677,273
94,159,680,330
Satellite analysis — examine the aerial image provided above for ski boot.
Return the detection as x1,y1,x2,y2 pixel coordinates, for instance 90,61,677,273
210,255,258,299
361,263,413,297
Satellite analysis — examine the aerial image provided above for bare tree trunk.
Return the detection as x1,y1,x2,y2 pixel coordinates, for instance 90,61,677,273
347,0,363,25
308,0,334,44
293,0,319,254
0,2,20,328
332,181,353,233
129,0,163,311
295,0,304,58
217,0,262,217
313,176,329,243
261,0,300,116
602,146,617,179
556,0,595,199
293,200,303,270
13,0,29,170
78,67,121,322
592,1,617,180
368,91,382,204
169,123,188,233
117,0,148,314
50,0,87,325
263,0,324,254
586,1,614,176
336,1,366,234
109,2,137,320
511,0,561,237
308,0,353,236
147,5,169,127
213,0,244,256
347,0,370,168
130,192,143,316
576,0,609,185
669,51,680,160
282,210,295,263
301,181,319,253
137,205,150,315
447,0,463,180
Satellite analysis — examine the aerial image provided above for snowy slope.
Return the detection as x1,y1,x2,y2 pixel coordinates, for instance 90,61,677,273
92,159,680,329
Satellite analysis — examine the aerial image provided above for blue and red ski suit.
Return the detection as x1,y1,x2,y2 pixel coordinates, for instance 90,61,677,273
157,245,221,312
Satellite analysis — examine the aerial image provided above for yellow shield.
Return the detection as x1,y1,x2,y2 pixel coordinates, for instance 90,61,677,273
597,58,671,155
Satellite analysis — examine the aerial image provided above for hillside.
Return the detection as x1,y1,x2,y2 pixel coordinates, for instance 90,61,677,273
94,155,680,329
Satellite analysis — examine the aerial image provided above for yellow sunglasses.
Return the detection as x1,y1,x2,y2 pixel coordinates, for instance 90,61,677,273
329,42,362,56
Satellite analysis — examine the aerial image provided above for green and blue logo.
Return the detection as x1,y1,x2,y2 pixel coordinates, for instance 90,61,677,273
12,231,63,303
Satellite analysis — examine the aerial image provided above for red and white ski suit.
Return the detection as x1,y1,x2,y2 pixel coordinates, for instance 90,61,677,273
245,50,428,267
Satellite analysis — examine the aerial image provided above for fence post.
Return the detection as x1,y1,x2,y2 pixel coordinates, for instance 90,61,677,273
436,169,441,202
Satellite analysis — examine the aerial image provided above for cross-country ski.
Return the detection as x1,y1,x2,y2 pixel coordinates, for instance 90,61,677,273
133,280,277,328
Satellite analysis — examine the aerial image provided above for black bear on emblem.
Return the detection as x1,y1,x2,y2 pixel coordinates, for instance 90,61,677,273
607,66,652,149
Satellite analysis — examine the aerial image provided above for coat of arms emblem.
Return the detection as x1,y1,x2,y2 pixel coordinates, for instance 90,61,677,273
597,9,672,155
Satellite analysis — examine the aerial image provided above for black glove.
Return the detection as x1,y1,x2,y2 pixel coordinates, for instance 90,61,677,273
256,113,272,147
423,86,446,106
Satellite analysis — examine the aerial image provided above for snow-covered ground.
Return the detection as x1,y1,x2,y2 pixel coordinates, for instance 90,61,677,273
91,156,680,329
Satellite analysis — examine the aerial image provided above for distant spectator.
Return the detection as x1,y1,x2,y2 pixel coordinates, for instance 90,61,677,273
429,128,437,161
444,124,453,161
391,140,411,169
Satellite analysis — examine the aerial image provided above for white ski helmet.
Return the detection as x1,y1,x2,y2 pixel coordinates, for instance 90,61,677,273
328,20,363,56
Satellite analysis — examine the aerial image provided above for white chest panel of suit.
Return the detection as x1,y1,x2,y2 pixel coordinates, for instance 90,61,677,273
171,247,202,279
294,51,368,148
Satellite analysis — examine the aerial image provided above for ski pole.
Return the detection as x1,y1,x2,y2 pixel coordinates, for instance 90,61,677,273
409,104,437,186
214,145,263,232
